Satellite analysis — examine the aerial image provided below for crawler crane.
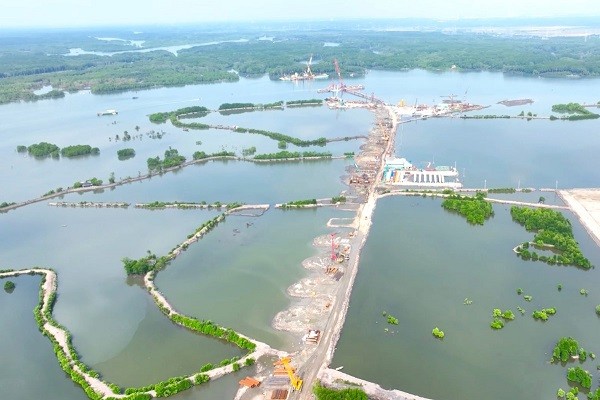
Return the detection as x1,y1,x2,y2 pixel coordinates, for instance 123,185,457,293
274,357,303,391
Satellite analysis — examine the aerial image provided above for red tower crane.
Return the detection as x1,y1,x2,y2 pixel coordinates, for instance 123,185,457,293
333,59,345,89
330,233,337,261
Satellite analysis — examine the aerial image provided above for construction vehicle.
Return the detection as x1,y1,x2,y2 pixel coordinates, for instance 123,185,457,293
273,357,303,391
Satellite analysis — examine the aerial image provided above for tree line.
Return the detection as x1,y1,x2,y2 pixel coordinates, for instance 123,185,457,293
18,142,99,158
3,29,600,104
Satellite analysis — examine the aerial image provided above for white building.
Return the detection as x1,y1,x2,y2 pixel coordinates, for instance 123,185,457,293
382,157,462,188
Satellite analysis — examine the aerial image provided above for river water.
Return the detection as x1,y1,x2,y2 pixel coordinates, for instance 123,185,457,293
1,69,599,399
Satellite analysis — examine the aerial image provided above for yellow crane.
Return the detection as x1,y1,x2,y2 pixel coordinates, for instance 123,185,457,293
274,357,303,391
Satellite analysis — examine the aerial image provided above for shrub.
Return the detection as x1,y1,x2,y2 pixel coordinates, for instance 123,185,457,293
567,366,592,389
117,148,136,160
502,310,515,320
200,363,213,372
432,327,445,339
313,383,367,400
194,374,209,385
552,337,579,362
490,318,504,330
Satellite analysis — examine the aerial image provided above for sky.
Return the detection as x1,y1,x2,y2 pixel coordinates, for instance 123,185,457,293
3,0,600,28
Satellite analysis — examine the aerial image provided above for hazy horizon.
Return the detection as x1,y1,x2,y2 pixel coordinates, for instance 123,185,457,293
3,0,600,29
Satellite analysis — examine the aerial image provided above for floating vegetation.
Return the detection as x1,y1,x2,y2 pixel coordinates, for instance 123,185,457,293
516,288,523,295
517,306,525,315
524,295,533,302
463,298,473,305
580,288,588,296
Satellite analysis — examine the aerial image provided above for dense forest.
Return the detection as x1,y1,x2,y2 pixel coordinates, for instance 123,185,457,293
1,26,600,104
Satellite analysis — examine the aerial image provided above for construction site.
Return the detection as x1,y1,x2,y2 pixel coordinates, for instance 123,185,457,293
279,55,329,81
236,60,484,400
234,230,355,400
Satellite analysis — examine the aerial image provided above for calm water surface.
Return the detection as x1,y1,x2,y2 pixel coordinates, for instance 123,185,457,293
334,196,600,400
2,69,600,399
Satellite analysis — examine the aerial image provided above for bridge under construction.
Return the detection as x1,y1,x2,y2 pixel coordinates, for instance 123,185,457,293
317,59,386,105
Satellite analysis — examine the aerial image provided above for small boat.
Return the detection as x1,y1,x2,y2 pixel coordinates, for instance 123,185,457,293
97,109,118,116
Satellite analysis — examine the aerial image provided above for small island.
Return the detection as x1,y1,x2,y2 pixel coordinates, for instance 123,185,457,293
552,337,582,363
511,207,592,269
3,280,15,293
61,145,99,157
552,102,600,120
441,192,494,225
18,142,99,158
490,308,515,330
532,308,556,321
117,148,136,160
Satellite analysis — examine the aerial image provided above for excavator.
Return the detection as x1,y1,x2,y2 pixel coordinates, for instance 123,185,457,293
274,357,303,391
